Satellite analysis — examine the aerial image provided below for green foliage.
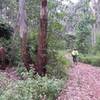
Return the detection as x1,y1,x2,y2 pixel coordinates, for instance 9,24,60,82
45,36,70,79
28,32,69,79
79,54,100,67
90,35,100,55
75,15,92,54
46,33,70,79
28,32,38,63
16,64,27,78
85,36,100,66
0,22,14,65
0,21,21,66
0,21,13,39
47,50,70,79
0,73,10,96
75,0,94,54
2,35,21,66
49,21,64,33
65,34,76,49
0,38,12,63
47,33,66,50
0,73,64,100
95,35,100,52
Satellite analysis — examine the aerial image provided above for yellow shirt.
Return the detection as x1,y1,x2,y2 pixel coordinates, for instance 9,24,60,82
72,50,79,56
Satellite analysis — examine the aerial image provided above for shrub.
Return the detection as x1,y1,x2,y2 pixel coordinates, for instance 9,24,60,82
79,54,100,67
91,56,100,66
28,32,71,79
0,74,64,100
0,22,13,39
28,32,38,63
95,35,100,52
47,50,71,79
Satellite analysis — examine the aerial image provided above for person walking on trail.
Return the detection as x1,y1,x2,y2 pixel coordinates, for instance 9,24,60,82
71,48,79,65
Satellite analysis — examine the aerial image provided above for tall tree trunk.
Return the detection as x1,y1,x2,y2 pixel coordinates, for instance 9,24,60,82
92,0,100,33
0,2,2,19
36,0,48,76
91,24,96,46
18,0,32,71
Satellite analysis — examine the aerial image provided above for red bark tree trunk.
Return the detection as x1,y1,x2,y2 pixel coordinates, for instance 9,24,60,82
36,0,48,76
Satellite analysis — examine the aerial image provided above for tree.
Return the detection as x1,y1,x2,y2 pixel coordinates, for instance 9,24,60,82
75,0,93,53
18,0,32,71
36,0,48,76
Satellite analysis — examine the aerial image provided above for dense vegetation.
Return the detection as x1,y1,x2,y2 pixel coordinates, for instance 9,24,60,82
0,0,100,99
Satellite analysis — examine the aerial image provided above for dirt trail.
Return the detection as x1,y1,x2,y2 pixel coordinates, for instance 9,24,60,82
0,68,20,80
57,63,100,100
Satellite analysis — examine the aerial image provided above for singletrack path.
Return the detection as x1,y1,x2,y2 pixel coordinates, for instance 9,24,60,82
57,63,100,100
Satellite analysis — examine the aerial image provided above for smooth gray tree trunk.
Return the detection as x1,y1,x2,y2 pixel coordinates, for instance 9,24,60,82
18,0,32,71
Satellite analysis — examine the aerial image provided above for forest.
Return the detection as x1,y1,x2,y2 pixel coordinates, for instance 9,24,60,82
0,0,100,100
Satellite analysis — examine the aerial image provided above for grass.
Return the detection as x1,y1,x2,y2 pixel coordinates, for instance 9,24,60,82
79,54,100,67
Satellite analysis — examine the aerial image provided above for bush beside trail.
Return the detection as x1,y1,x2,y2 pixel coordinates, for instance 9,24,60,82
79,54,100,67
0,73,64,100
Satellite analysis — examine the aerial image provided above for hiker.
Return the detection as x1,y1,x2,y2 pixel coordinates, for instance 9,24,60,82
71,48,79,65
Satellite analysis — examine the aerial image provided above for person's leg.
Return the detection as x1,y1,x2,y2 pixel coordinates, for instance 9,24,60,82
73,56,78,65
75,56,78,65
73,56,76,64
